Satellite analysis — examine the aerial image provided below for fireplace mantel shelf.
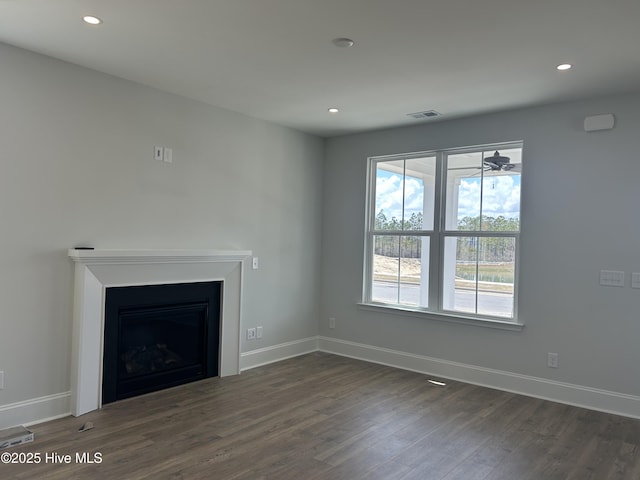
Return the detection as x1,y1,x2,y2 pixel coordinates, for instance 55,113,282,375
68,249,253,264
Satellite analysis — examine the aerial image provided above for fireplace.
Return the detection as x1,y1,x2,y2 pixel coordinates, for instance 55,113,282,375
102,281,221,403
68,249,251,417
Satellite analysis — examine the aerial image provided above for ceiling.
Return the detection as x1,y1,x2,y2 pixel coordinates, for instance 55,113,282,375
1,0,639,137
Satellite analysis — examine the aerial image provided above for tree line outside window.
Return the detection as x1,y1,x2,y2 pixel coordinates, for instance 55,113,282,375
374,210,518,264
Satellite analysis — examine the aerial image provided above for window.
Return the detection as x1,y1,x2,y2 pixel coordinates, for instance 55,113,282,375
364,143,522,322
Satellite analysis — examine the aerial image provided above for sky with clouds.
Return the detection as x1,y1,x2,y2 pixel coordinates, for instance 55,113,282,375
375,173,424,218
457,175,521,219
376,172,521,222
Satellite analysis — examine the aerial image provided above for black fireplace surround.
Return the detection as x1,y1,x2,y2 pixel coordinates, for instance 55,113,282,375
102,281,221,404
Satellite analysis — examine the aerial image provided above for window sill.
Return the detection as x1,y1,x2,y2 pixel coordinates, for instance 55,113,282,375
357,302,525,331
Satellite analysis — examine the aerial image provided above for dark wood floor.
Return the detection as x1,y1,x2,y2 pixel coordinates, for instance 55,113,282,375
3,352,640,479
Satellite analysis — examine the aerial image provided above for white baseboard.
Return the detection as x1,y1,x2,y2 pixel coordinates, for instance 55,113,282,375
240,336,319,371
0,392,71,430
318,336,640,420
5,336,638,429
0,335,318,428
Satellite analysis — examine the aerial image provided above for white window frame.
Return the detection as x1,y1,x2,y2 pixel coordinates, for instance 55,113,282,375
362,142,524,330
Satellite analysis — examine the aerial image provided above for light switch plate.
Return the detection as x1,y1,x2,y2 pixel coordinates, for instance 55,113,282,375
600,270,625,287
632,273,640,289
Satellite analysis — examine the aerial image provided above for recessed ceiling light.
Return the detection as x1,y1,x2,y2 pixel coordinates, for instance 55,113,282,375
82,15,103,25
328,107,340,114
332,38,354,48
556,63,572,71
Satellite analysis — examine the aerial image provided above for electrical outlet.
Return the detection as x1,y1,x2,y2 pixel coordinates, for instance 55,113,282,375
329,317,336,329
0,371,4,389
256,326,263,339
247,328,256,340
547,352,559,368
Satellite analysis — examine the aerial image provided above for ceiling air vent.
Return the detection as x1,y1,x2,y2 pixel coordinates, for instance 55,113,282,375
407,110,441,119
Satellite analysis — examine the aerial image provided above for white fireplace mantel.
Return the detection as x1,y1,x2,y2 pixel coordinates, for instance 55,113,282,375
68,248,252,417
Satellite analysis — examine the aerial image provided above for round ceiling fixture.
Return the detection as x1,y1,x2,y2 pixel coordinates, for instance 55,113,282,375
332,38,354,48
82,15,103,25
556,63,572,71
328,107,340,114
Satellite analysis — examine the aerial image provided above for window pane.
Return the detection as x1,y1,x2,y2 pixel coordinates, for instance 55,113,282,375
443,236,477,314
375,160,405,230
445,152,483,230
399,236,429,307
372,235,400,304
374,157,436,231
446,148,521,232
476,237,515,318
480,153,521,231
443,235,516,318
404,157,436,230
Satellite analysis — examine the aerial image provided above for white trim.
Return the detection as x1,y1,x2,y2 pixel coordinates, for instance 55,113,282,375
358,303,524,331
240,337,319,371
364,142,523,322
0,392,71,430
6,336,640,428
68,249,252,264
68,248,251,417
318,336,640,419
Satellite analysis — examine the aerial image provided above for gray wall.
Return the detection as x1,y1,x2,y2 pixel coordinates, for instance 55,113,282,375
0,43,323,410
2,37,639,424
321,92,640,398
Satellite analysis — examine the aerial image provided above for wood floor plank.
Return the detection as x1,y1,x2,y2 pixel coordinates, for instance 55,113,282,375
2,352,639,480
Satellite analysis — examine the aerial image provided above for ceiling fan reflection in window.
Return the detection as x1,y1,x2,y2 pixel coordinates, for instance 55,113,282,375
483,151,521,172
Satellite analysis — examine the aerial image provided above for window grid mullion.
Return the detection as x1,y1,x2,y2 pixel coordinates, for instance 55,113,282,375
432,151,446,311
474,236,479,315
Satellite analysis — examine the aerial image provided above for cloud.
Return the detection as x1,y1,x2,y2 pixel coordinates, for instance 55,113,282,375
377,172,520,223
459,176,521,219
376,174,425,220
375,174,402,217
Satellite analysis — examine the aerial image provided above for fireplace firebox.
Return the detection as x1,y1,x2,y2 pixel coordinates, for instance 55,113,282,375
102,281,221,404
